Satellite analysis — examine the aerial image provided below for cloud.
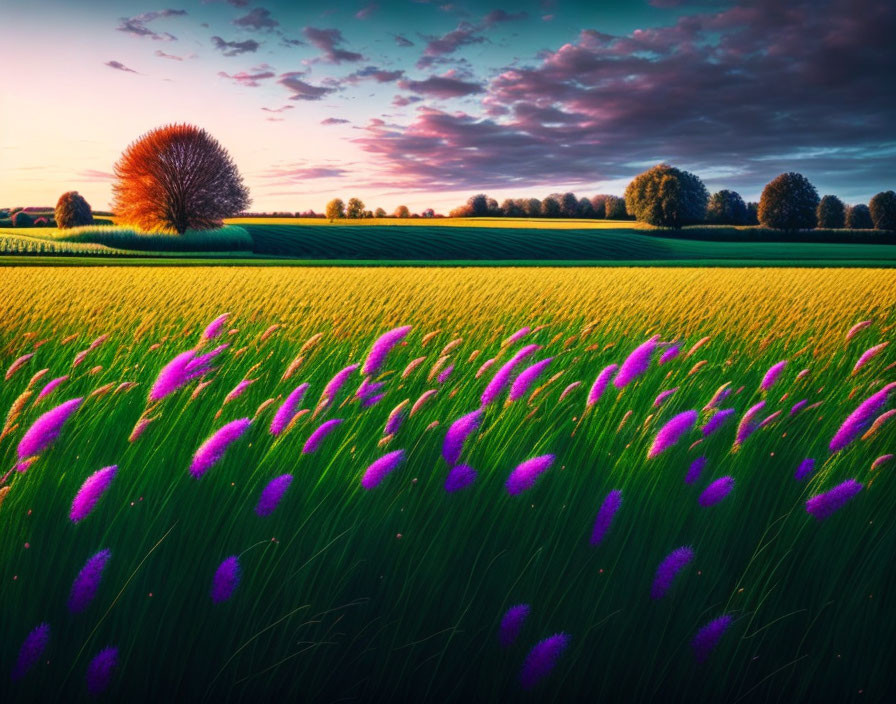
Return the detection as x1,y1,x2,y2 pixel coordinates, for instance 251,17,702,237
393,34,414,47
264,165,349,181
105,60,139,73
261,105,294,113
78,169,115,182
392,95,423,107
321,117,350,125
302,26,363,63
417,21,485,68
211,36,261,55
116,9,186,41
345,65,405,84
398,74,484,98
280,36,305,47
482,9,528,26
355,3,378,20
218,69,276,87
278,72,337,100
233,7,279,31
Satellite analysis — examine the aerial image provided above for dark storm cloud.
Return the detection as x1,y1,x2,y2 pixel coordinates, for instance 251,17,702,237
302,26,363,63
211,36,261,55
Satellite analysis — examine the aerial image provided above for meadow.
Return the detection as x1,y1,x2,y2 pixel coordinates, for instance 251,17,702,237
1,267,895,702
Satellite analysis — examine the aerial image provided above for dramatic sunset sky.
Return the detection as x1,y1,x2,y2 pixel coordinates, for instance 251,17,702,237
1,0,893,213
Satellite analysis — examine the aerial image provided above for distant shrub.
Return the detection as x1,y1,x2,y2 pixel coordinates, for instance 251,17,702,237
745,202,759,225
11,211,34,227
346,198,365,219
869,190,896,230
816,195,845,229
523,198,542,218
706,190,748,225
394,205,410,218
624,164,708,227
604,196,628,220
541,195,561,218
374,207,387,218
325,198,345,221
559,192,579,218
758,172,819,230
845,204,873,229
500,199,522,217
55,191,94,229
578,197,595,218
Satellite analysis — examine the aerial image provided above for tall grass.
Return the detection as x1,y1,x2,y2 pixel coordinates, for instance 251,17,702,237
54,225,253,252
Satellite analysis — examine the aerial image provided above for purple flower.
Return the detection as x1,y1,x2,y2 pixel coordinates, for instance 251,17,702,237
587,364,618,406
692,614,733,663
12,622,50,681
384,401,409,436
685,456,706,485
481,344,540,406
648,410,698,459
614,335,659,389
653,387,678,407
202,312,231,340
872,454,893,470
806,479,863,520
444,464,477,493
270,384,309,435
190,418,251,478
794,458,815,481
698,476,735,507
211,556,240,603
558,382,581,401
846,320,872,340
70,465,117,523
302,418,343,454
758,410,782,429
735,401,766,446
498,603,530,647
442,409,484,466
85,646,118,696
223,379,254,405
519,633,570,689
760,360,787,391
590,489,622,545
149,350,206,402
362,325,412,377
829,383,895,453
509,358,553,402
651,546,694,599
69,548,111,613
437,364,454,384
184,343,228,374
356,377,385,401
789,399,808,415
852,342,888,374
320,364,360,406
702,408,735,436
506,454,555,495
37,375,68,400
703,383,732,411
362,393,385,408
659,343,680,365
361,449,405,489
17,397,83,461
502,326,530,347
255,474,293,516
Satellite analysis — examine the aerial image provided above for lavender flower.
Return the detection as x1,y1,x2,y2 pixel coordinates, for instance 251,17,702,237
481,344,540,406
190,418,251,478
653,387,678,407
789,399,808,415
320,363,360,406
502,326,530,347
202,312,231,340
659,343,680,365
506,454,555,495
184,343,228,373
703,383,732,410
735,401,766,446
37,375,68,400
760,360,787,391
698,476,735,507
12,622,50,681
69,548,111,613
692,614,733,663
498,604,530,647
437,364,454,384
362,393,384,408
702,408,735,436
794,458,815,481
443,409,483,465
362,326,411,377
85,646,118,695
445,464,477,493
270,384,309,435
223,379,254,404
70,465,117,523
302,418,342,454
806,479,863,520
17,397,83,461
255,474,293,516
648,410,698,459
613,335,659,389
829,383,895,453
5,353,34,381
590,489,622,545
149,349,218,402
846,320,872,340
509,358,553,401
211,556,241,603
651,546,694,599
384,400,409,436
587,364,618,405
685,457,706,485
852,342,888,375
519,633,570,689
361,449,405,489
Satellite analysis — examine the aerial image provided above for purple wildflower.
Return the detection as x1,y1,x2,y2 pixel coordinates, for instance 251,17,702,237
702,408,735,436
613,335,659,389
519,633,570,689
255,474,293,516
558,382,581,401
184,343,228,373
852,342,888,375
735,401,766,446
698,476,735,507
590,489,622,545
760,360,787,391
223,379,254,404
445,464,477,493
651,546,694,599
17,397,83,461
202,312,231,340
587,364,618,406
758,410,782,429
481,344,540,406
653,387,678,407
443,409,483,466
506,454,555,495
703,382,732,411
846,320,872,340
872,454,893,470
437,364,454,384
384,401,409,436
648,410,698,459
362,393,385,408
685,457,706,485
12,622,50,681
790,399,808,415
211,556,241,603
37,375,68,400
794,458,815,481
806,479,863,520
509,358,553,401
498,604,530,647
361,449,405,489
302,418,343,454
85,646,118,696
692,614,733,663
320,363,360,406
189,418,251,478
270,384,309,435
362,325,411,377
149,349,219,402
70,465,117,523
659,343,680,364
502,326,530,347
829,383,895,453
69,548,111,613
475,358,495,379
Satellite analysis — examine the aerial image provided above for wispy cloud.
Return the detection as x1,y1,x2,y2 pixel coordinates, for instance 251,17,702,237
211,36,261,56
302,26,363,63
116,9,186,41
104,60,139,74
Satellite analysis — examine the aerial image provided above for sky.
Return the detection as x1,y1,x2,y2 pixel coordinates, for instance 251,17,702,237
1,0,894,213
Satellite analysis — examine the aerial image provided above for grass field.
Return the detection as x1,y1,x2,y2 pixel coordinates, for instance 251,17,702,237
1,267,895,702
